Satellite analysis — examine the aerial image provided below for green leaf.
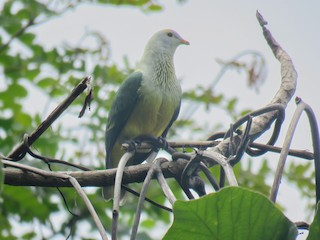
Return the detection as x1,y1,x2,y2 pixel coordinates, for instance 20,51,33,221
148,4,163,11
25,68,40,80
3,187,54,222
0,160,3,194
227,97,237,111
37,77,56,89
8,83,28,98
307,202,320,240
19,32,36,45
14,111,32,128
164,187,298,240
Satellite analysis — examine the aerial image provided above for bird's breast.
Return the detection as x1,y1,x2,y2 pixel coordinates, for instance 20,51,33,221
120,80,181,142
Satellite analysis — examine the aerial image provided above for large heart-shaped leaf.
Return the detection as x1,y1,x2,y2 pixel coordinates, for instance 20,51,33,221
164,187,297,240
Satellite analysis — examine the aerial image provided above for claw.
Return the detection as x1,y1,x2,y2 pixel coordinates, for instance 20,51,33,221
124,139,139,152
158,136,169,150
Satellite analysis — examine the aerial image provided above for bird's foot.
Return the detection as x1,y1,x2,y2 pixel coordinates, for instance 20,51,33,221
124,139,141,152
133,134,168,151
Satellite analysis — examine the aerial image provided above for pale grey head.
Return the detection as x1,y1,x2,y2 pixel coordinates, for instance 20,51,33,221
142,29,190,58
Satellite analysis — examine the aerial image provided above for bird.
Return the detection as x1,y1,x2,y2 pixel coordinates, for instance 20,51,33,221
103,29,189,201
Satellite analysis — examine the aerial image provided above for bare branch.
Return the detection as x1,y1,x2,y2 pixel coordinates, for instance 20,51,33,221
3,159,188,187
250,11,297,139
7,77,91,159
203,11,297,163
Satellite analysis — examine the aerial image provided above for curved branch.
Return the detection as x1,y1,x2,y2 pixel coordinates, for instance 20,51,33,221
250,11,297,139
207,11,297,160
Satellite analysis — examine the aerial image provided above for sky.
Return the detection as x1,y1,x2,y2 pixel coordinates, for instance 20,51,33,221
30,0,320,238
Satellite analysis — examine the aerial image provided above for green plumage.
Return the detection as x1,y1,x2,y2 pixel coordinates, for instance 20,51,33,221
103,29,189,201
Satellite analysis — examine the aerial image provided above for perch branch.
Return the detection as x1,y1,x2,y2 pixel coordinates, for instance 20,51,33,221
3,159,189,187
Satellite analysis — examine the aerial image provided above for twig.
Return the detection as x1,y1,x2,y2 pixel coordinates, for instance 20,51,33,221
24,135,92,171
249,142,314,160
3,160,68,179
7,77,91,159
122,139,312,160
122,185,172,212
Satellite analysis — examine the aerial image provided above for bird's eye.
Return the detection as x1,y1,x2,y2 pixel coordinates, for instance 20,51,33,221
167,32,173,37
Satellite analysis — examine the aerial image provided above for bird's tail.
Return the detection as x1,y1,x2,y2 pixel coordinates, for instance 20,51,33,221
102,186,113,201
103,186,127,205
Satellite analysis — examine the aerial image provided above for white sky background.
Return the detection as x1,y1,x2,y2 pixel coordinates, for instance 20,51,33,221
29,0,320,238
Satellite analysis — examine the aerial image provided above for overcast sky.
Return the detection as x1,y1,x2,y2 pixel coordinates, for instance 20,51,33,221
31,1,320,238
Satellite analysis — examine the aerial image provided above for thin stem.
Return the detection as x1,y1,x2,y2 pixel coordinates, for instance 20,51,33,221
156,164,177,205
69,177,108,240
112,152,134,240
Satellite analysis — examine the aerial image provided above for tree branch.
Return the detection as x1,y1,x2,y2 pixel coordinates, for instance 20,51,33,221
3,159,188,187
249,11,297,139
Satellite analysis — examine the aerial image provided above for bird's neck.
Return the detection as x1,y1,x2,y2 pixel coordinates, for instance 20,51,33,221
139,50,177,87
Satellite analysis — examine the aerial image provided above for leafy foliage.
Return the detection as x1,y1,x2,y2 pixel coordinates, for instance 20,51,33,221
307,202,320,240
164,187,298,240
0,0,165,238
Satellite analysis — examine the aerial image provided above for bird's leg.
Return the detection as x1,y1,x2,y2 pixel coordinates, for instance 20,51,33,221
134,134,164,151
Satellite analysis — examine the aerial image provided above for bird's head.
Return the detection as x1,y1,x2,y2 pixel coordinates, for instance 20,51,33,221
145,29,189,55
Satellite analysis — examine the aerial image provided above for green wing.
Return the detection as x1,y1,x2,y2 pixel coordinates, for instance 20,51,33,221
105,71,143,168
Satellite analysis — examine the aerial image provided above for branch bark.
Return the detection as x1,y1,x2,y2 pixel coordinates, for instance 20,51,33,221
3,159,188,187
208,11,297,157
